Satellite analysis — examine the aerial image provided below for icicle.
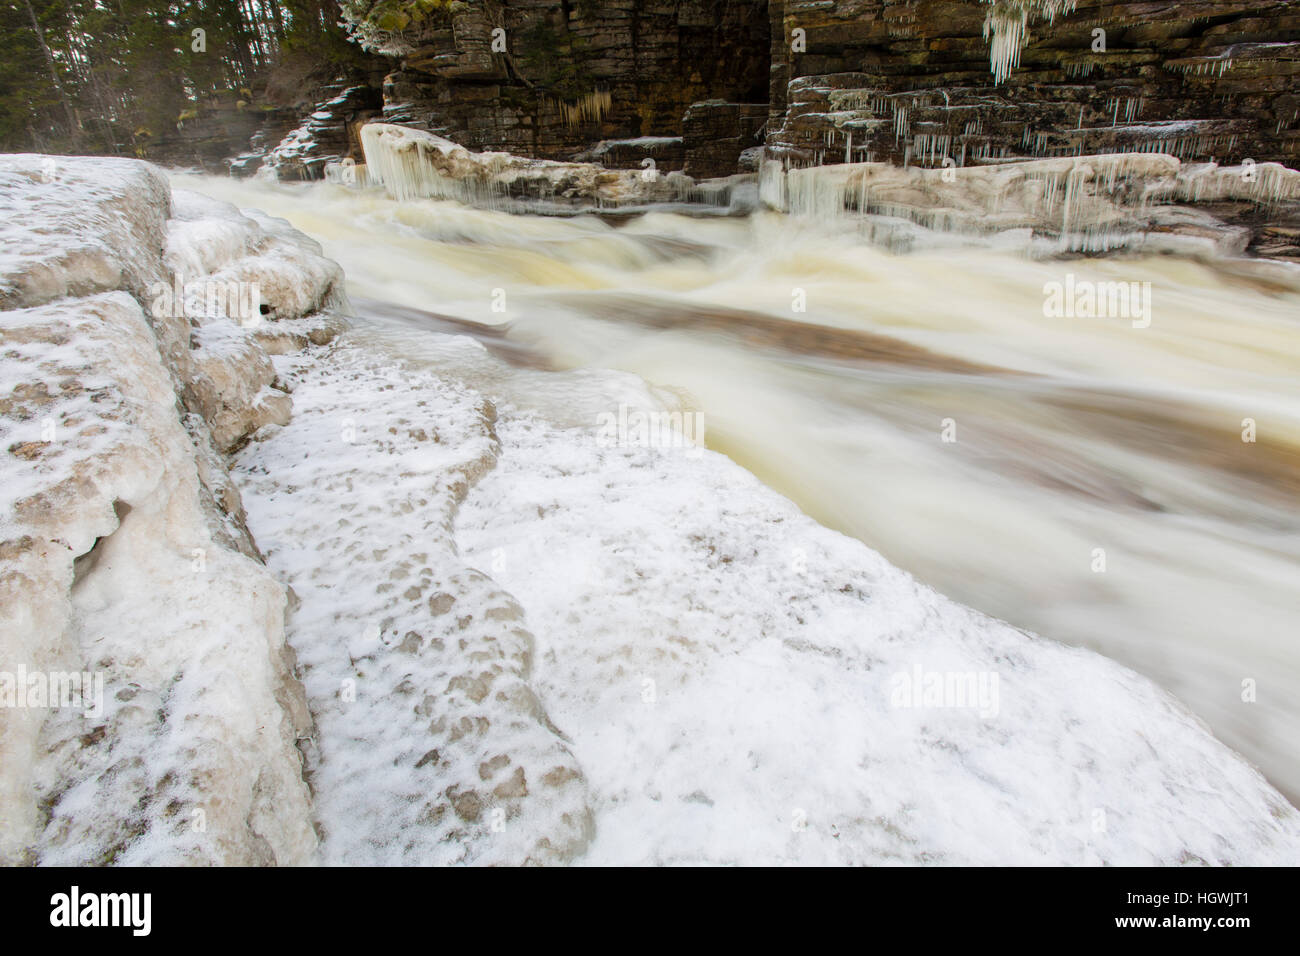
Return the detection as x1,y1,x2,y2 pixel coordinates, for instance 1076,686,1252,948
982,0,1080,84
556,90,612,130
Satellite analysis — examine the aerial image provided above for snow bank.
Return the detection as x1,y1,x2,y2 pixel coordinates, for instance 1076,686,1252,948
232,321,1300,865
233,345,593,864
0,154,343,864
447,347,1300,865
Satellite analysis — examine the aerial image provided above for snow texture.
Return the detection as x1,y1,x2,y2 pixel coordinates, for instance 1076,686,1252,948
5,154,1299,866
0,154,342,864
233,345,593,864
235,326,1300,865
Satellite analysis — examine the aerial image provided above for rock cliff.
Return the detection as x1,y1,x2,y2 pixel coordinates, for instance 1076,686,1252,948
765,0,1300,171
330,1,1299,178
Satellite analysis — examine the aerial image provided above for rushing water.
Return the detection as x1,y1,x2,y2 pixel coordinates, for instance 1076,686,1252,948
174,173,1300,802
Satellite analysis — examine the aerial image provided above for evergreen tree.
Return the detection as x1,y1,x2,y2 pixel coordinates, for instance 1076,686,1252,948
0,0,374,153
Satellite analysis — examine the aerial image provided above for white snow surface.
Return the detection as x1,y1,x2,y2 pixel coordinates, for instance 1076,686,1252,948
233,328,1300,866
0,155,345,865
233,344,593,864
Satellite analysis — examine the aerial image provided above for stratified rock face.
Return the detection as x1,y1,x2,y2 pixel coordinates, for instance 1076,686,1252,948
575,135,686,173
683,101,770,178
343,0,771,160
329,0,1300,184
249,85,384,181
766,0,1300,170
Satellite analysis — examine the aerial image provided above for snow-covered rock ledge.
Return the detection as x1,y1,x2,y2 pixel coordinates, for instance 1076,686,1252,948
0,155,345,864
359,123,702,210
232,321,1300,864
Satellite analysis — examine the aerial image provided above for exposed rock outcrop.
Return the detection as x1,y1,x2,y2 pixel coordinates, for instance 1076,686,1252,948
683,100,769,178
766,1,1300,169
340,0,770,160
360,122,696,208
575,136,686,173
250,85,384,181
747,1,1300,254
320,0,1300,210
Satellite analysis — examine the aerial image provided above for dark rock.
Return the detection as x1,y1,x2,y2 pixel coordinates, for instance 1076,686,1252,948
345,0,771,160
765,0,1300,171
683,100,769,178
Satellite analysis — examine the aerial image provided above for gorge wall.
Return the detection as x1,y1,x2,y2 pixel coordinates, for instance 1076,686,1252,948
766,0,1300,171
312,0,1299,182
340,0,771,176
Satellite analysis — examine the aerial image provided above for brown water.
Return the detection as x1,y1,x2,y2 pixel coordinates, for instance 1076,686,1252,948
176,173,1300,802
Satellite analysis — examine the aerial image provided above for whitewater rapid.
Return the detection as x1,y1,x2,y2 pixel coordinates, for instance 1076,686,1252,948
173,173,1300,804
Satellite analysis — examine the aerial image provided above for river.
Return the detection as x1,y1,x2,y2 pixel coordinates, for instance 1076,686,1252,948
173,172,1300,803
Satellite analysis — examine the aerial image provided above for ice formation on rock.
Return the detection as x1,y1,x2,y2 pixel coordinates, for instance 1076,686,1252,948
556,90,612,130
760,152,1298,255
360,123,695,209
983,0,1080,84
0,155,344,864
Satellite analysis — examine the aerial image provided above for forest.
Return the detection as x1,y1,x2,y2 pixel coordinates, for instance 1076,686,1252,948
0,0,404,155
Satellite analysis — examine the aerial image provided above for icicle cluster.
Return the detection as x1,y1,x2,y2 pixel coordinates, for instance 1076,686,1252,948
359,122,711,211
1176,161,1300,207
982,0,1079,84
360,124,505,205
757,151,1300,254
556,90,613,130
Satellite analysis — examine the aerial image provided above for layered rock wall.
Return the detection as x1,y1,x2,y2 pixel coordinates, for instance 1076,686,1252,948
335,1,1300,182
345,0,771,161
766,0,1300,170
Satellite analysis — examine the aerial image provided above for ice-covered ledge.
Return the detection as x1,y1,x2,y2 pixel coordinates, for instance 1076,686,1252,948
759,153,1300,256
0,155,345,864
359,122,705,209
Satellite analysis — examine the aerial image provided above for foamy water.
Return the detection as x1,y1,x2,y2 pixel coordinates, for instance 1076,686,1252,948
174,173,1300,802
